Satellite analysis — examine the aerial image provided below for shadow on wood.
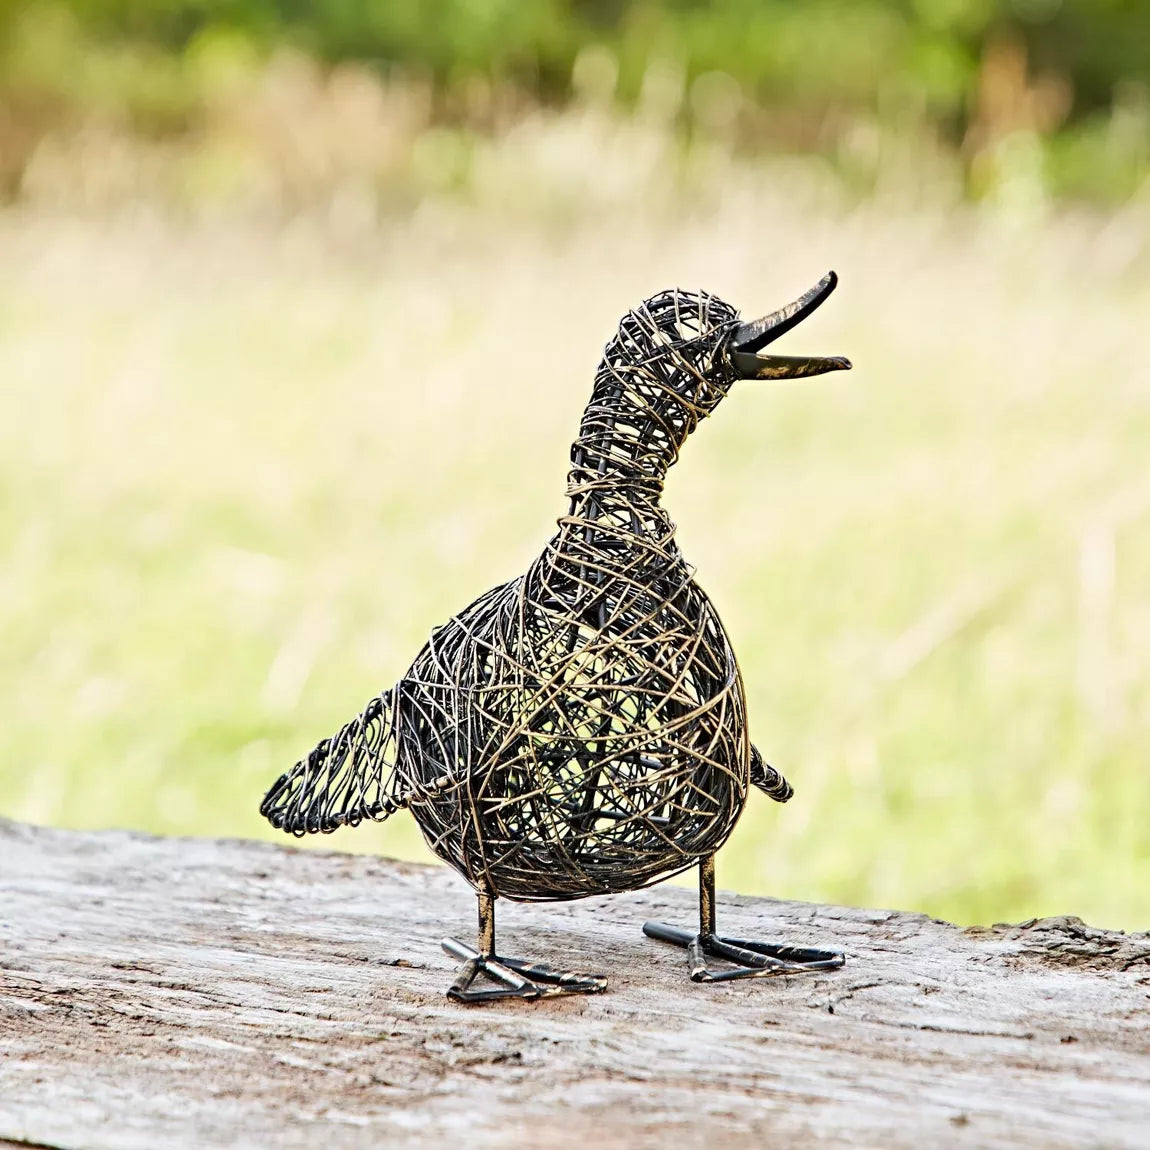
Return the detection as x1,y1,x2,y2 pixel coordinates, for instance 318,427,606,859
1,818,1147,1148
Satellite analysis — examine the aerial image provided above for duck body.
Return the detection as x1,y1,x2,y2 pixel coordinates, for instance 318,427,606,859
395,511,748,901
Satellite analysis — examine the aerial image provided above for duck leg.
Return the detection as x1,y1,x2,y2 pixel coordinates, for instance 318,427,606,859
643,856,845,982
442,891,608,1002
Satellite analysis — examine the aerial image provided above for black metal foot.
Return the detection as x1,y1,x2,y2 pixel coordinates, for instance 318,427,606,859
442,937,608,1003
643,921,845,983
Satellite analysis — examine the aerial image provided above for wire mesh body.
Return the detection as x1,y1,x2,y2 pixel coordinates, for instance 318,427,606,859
395,535,749,900
261,288,785,902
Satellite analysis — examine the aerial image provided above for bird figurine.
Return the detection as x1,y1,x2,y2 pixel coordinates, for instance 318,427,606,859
261,272,852,1002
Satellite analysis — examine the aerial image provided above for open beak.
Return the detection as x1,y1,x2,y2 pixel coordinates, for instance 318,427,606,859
727,271,852,380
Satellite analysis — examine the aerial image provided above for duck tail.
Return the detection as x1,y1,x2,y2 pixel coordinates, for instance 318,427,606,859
260,688,406,836
750,744,793,803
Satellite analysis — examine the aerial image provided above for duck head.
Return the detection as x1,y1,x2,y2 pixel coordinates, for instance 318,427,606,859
569,273,850,500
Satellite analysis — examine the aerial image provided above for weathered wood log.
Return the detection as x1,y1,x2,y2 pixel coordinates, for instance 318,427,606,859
1,817,1147,1148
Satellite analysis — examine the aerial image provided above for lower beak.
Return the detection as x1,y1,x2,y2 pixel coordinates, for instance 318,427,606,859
727,271,852,380
740,353,852,379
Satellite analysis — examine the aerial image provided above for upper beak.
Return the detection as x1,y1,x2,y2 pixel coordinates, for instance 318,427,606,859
727,271,852,380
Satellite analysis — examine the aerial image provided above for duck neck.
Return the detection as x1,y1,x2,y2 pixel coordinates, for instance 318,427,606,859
565,397,681,526
566,452,665,513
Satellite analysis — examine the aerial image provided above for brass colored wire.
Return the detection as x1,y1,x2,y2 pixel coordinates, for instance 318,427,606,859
260,288,792,901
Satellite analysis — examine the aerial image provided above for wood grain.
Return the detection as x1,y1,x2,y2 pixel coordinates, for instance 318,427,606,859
1,817,1147,1148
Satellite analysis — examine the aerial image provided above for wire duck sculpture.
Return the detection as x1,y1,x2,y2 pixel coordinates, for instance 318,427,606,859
261,272,852,1001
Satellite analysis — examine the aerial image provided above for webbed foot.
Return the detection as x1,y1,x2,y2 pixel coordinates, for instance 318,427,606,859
642,921,844,982
643,854,845,983
442,937,607,1002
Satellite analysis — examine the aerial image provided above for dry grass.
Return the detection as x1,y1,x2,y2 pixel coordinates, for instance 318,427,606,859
2,172,1148,929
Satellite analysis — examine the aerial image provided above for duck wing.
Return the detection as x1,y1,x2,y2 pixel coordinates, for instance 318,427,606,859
260,687,405,835
750,744,793,803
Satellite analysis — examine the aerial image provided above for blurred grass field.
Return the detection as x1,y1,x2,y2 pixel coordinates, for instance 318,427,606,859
2,174,1148,929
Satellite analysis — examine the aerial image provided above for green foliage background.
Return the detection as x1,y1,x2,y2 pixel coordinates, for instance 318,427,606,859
5,0,1146,111
1,0,1149,201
